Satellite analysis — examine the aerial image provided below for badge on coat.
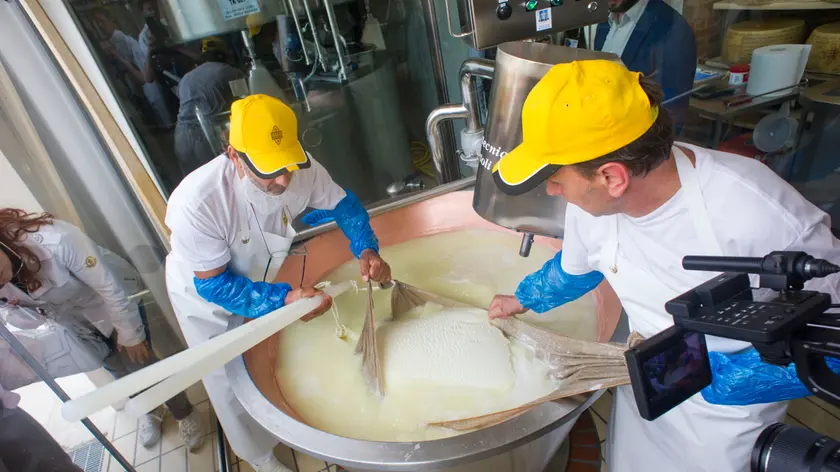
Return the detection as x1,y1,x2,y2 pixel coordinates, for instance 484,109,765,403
85,256,98,268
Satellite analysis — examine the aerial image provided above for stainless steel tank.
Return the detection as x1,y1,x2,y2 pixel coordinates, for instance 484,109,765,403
427,43,620,255
347,56,414,192
226,187,624,471
157,0,351,42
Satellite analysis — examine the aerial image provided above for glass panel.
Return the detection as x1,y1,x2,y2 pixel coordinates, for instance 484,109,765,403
64,0,446,204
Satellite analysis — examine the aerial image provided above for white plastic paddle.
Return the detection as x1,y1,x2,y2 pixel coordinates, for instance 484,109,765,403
62,282,353,422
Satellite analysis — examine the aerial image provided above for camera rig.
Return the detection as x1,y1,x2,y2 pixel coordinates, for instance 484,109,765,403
626,251,840,420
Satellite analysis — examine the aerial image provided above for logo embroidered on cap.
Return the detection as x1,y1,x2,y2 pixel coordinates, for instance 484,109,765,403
271,125,284,146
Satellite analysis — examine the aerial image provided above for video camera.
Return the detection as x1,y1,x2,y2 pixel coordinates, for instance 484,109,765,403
624,251,840,471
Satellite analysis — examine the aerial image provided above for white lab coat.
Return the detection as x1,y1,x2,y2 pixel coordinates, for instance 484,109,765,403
164,155,345,465
559,145,840,471
0,220,145,346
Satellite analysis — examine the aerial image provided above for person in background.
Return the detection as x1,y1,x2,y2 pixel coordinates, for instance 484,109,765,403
91,7,172,127
165,94,392,472
593,0,696,132
0,209,206,452
487,60,840,471
0,384,82,472
174,37,245,177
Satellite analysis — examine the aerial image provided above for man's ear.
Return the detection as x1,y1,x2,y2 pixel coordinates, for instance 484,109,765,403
598,162,630,198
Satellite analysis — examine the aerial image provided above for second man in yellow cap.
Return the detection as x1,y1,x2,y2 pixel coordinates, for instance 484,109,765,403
488,60,840,472
163,94,392,472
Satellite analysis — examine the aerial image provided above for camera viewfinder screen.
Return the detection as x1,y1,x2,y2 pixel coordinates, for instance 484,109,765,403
642,331,706,402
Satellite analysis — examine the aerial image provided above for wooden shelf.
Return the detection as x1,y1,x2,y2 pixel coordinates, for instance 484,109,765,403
714,0,840,9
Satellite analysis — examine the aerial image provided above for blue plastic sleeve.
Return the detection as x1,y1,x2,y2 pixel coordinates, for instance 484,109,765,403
332,190,379,258
301,210,335,226
701,348,840,405
193,268,292,319
514,251,604,314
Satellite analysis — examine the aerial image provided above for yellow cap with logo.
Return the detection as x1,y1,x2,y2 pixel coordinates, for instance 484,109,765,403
229,94,310,179
492,60,659,196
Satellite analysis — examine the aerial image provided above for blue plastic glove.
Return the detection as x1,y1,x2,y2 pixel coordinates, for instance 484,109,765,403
701,348,840,405
332,190,379,258
194,268,292,319
301,210,335,226
515,250,604,314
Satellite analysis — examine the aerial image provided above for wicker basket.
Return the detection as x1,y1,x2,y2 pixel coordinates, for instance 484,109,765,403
723,19,807,64
807,22,840,72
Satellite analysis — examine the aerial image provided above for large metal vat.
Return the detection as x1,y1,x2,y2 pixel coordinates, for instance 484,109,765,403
226,186,623,471
427,44,620,254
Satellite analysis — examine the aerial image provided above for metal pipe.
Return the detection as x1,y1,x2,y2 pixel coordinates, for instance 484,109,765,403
519,232,535,257
301,0,328,72
426,104,469,184
241,30,257,60
460,59,495,132
421,0,459,180
283,2,312,65
216,422,229,472
0,322,136,472
323,0,348,81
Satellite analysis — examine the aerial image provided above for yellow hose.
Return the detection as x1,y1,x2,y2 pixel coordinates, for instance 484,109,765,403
411,141,435,178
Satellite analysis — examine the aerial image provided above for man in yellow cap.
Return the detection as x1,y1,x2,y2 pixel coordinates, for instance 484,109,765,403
164,94,391,472
488,60,840,471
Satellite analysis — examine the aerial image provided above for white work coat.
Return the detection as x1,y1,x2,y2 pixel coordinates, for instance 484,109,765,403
559,144,840,471
0,220,145,346
164,154,345,464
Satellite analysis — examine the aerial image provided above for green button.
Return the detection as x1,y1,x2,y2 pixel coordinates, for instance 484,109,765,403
550,0,561,6
526,0,538,11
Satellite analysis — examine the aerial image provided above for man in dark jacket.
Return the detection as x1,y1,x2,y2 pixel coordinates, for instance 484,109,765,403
594,0,696,132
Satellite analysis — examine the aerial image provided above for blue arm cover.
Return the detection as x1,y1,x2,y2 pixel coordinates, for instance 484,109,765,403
301,210,334,226
701,348,840,405
193,268,292,319
332,191,379,258
514,250,604,314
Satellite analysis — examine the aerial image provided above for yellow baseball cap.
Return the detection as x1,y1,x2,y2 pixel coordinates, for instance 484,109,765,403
229,94,310,179
492,60,659,196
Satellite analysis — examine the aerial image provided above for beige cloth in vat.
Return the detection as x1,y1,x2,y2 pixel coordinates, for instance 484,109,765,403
387,280,642,431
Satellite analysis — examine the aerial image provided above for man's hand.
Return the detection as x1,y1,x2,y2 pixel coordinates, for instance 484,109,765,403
359,249,392,283
99,41,118,58
120,341,151,365
488,295,528,320
285,287,333,321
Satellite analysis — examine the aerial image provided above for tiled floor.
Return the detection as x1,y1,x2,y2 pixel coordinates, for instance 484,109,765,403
588,389,840,472
20,372,840,472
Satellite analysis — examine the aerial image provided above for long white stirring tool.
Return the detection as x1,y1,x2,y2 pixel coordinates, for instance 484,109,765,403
62,282,353,422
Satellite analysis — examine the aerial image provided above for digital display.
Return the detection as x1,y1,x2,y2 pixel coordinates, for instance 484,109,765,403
641,331,707,403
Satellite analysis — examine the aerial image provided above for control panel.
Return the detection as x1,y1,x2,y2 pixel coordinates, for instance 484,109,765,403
455,0,609,50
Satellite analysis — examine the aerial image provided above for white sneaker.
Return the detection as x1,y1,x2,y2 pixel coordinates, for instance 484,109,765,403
178,410,206,452
138,413,162,448
254,457,294,472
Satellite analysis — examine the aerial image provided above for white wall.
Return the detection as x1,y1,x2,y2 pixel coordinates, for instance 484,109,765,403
0,134,43,212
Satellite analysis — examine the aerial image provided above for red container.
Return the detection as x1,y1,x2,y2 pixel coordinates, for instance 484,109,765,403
729,64,750,86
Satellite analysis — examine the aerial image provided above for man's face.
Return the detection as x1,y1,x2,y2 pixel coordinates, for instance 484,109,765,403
229,146,293,195
93,13,116,36
141,2,157,18
608,0,639,12
545,166,622,217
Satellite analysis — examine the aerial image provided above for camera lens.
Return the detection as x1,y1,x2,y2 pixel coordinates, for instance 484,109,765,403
751,423,840,471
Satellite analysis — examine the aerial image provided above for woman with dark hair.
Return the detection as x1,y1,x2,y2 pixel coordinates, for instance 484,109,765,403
0,209,206,452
